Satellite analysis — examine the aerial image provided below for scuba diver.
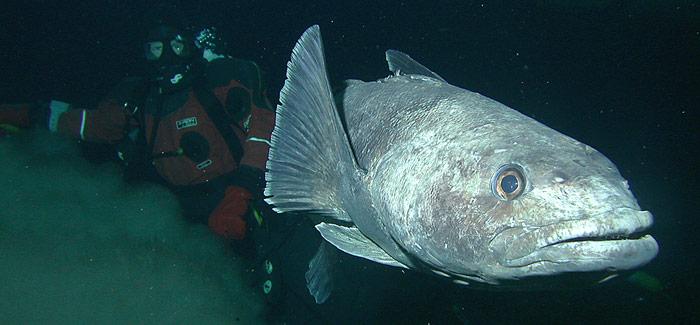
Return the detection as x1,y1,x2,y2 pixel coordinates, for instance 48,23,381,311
0,24,275,250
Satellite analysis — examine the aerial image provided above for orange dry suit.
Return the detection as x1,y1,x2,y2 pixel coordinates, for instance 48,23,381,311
54,57,275,239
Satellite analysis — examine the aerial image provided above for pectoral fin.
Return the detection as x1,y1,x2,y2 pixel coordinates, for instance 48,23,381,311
315,222,408,268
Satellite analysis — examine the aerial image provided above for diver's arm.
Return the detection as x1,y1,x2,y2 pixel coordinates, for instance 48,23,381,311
0,99,127,143
53,77,146,143
207,62,275,240
54,98,129,143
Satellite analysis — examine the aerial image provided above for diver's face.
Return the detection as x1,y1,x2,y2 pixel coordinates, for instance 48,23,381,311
145,41,164,61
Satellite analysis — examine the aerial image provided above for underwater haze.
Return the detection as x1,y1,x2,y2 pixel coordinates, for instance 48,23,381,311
0,129,264,323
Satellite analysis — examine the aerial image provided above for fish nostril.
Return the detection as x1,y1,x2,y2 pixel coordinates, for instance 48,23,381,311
552,171,569,184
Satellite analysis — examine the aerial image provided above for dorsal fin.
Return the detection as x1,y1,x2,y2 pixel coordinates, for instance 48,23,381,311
385,50,447,82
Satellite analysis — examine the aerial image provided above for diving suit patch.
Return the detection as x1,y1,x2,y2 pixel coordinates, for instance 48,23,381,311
176,117,198,129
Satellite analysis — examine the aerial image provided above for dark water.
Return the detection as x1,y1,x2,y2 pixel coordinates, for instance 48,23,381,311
1,1,697,324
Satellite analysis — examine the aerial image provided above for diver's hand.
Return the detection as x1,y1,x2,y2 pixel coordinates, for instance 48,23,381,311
208,186,252,240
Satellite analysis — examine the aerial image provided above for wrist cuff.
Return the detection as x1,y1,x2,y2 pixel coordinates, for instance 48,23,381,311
48,100,71,133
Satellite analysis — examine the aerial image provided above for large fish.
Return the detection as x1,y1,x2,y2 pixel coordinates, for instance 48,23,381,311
264,26,658,302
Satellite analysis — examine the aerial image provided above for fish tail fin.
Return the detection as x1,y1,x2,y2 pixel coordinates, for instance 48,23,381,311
264,25,356,221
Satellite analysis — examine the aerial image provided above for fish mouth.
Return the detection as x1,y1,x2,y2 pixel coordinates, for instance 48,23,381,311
491,207,659,274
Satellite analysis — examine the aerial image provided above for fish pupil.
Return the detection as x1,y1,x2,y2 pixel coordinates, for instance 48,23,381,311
501,175,518,193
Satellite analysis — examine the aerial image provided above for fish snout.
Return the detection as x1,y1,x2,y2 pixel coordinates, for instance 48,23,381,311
489,207,658,275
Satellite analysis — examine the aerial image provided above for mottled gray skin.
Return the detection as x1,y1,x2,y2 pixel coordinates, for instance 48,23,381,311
339,75,658,284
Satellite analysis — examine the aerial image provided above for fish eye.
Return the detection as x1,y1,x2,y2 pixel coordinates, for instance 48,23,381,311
491,164,526,201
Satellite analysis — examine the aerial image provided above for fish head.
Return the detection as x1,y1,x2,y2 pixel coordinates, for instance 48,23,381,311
404,111,658,285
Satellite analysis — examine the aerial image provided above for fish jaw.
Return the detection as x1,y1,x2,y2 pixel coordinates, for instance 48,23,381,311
488,207,658,277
